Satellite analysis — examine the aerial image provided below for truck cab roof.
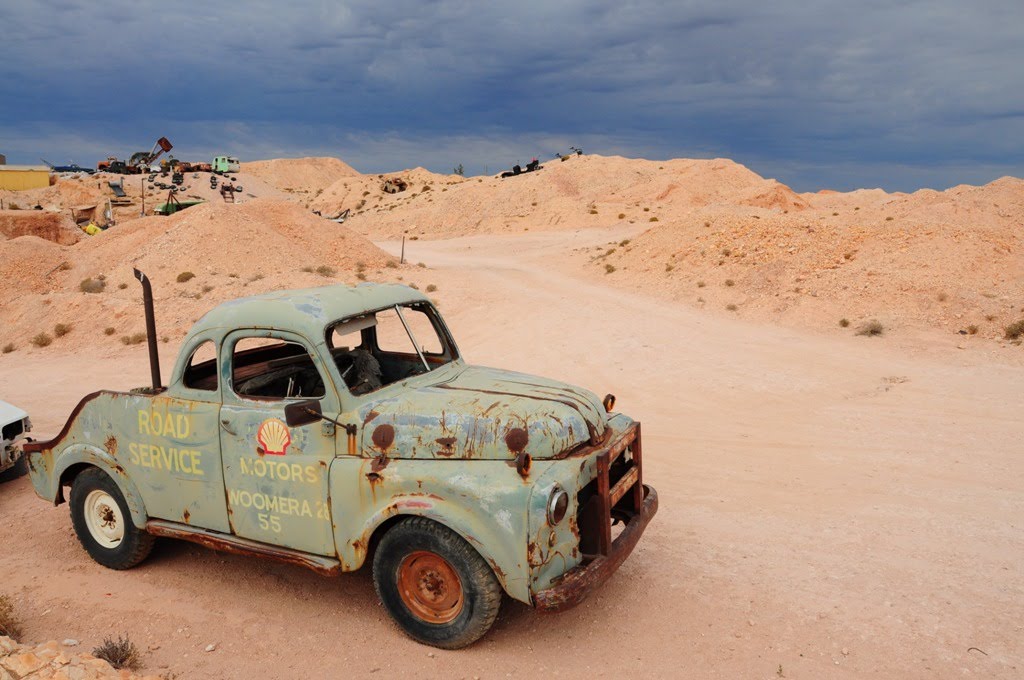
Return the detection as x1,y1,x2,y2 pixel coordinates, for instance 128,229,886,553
186,282,430,344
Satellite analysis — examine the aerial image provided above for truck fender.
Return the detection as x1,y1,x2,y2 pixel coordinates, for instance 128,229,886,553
51,444,149,529
354,497,532,604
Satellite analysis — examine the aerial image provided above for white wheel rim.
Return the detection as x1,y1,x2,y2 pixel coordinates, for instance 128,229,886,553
84,489,125,549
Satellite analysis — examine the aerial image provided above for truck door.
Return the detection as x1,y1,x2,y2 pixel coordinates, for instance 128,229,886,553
218,330,337,556
125,337,230,532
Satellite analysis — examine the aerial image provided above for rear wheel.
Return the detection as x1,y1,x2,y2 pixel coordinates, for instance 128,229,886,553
69,468,154,570
372,517,502,649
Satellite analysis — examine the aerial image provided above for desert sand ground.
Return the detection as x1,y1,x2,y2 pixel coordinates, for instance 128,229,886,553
0,223,1021,679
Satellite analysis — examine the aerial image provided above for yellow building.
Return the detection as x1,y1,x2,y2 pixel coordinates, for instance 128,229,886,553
0,165,51,190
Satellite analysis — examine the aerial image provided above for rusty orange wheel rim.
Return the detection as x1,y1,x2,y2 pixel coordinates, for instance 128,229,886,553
397,551,464,623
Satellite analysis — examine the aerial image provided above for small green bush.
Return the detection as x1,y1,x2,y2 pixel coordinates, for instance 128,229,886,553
0,594,21,640
856,320,885,337
93,635,141,671
79,277,106,294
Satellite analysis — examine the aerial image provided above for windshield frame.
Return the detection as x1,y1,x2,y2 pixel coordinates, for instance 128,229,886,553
323,301,460,400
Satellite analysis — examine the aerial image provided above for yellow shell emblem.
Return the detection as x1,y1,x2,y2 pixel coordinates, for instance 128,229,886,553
257,418,292,456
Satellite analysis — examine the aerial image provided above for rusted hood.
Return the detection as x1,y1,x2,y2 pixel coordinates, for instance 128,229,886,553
359,365,608,460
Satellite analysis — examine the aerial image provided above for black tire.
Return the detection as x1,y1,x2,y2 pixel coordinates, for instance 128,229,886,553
373,517,502,649
0,455,28,483
69,468,154,570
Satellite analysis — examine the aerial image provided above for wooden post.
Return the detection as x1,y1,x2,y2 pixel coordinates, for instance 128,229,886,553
400,233,406,264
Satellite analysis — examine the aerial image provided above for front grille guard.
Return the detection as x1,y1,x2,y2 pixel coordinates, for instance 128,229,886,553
577,422,644,557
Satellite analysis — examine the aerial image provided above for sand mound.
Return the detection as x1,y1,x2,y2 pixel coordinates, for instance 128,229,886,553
585,176,1024,338
0,198,402,349
740,181,810,211
242,157,361,197
0,210,81,245
320,155,801,238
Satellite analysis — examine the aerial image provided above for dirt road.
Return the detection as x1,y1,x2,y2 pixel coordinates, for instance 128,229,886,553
1,228,1021,678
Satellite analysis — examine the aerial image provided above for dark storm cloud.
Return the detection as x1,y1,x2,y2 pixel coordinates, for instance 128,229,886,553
1,1,1022,190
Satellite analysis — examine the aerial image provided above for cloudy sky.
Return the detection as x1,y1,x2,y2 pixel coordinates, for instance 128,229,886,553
1,0,1022,191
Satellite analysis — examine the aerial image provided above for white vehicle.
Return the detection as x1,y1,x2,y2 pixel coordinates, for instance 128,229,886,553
0,400,31,482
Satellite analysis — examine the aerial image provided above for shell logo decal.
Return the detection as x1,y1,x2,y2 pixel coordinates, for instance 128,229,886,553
257,418,291,456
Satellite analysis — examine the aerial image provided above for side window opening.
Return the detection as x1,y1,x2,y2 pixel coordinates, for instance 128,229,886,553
231,337,325,400
183,340,218,391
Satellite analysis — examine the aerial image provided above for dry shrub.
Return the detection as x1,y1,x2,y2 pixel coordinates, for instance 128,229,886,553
356,272,367,281
589,209,598,215
93,635,141,670
31,332,52,347
54,323,72,337
604,264,617,274
0,594,21,640
726,304,738,311
937,292,948,302
839,318,850,328
300,266,314,273
385,260,398,269
176,271,195,283
121,333,147,345
724,279,735,287
104,327,116,336
315,265,335,277
425,284,437,293
967,324,979,335
118,282,128,290
618,213,626,219
649,217,659,222
1005,319,1024,340
1,343,14,354
80,277,106,294
856,320,884,337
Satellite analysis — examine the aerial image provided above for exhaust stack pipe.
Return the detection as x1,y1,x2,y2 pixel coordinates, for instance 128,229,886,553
133,268,162,390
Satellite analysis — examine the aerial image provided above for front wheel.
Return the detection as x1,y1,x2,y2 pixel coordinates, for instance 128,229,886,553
0,455,28,483
69,468,154,570
372,517,502,649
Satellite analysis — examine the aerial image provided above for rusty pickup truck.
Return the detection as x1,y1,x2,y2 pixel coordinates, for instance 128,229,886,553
25,270,657,648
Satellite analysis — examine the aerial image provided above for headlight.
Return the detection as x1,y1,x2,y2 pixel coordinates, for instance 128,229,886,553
547,486,569,525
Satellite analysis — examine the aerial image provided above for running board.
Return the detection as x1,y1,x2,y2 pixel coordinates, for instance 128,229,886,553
146,520,342,576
